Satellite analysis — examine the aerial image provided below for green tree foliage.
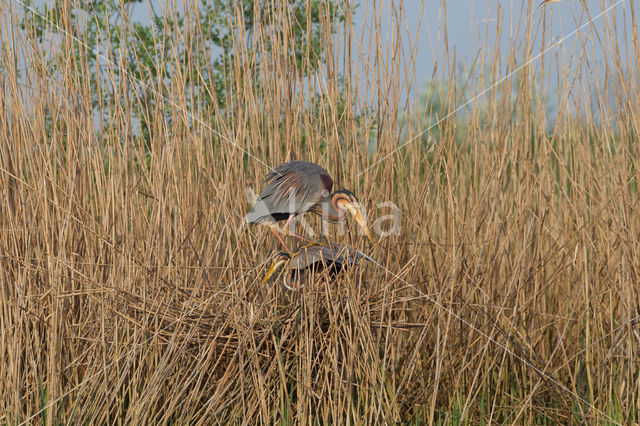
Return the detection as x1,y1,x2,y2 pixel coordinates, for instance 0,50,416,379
22,0,344,140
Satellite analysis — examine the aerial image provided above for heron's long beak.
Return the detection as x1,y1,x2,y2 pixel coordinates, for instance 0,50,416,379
261,259,287,286
352,208,373,242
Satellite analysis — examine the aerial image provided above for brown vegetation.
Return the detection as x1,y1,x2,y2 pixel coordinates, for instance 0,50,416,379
1,0,639,423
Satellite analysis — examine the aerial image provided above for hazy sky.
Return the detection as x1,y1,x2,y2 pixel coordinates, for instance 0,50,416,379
374,0,632,76
122,1,635,89
19,0,637,114
348,0,635,104
26,0,633,92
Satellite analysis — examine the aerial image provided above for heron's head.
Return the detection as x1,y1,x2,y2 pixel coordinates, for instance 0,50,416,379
260,252,291,286
332,190,373,242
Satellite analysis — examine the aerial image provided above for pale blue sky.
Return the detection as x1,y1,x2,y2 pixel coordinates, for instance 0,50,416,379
126,0,635,109
17,0,636,118
349,0,635,107
123,1,634,85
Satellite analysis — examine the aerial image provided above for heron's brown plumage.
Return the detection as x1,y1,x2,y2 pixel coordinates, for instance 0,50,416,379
246,161,335,224
245,160,373,243
262,243,373,290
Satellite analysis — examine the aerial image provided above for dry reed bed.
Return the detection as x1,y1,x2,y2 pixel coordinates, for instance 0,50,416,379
1,0,639,423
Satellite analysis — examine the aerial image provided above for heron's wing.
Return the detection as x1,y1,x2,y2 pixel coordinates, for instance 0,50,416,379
323,244,374,264
349,248,374,263
289,245,330,269
249,162,332,223
288,244,371,269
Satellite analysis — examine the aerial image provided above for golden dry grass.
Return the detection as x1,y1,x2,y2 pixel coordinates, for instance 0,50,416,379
1,0,639,424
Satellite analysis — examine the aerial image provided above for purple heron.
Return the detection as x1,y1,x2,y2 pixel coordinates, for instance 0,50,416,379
260,242,373,290
245,161,373,252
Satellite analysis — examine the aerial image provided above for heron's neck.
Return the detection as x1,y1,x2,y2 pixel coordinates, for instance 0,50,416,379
312,194,345,222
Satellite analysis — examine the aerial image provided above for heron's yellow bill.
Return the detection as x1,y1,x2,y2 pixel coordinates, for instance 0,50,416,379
354,210,373,242
260,258,288,286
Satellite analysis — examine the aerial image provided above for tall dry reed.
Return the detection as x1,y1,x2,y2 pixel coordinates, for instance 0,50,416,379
1,0,639,423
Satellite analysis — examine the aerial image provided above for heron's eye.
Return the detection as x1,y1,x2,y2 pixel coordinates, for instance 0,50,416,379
321,189,330,198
